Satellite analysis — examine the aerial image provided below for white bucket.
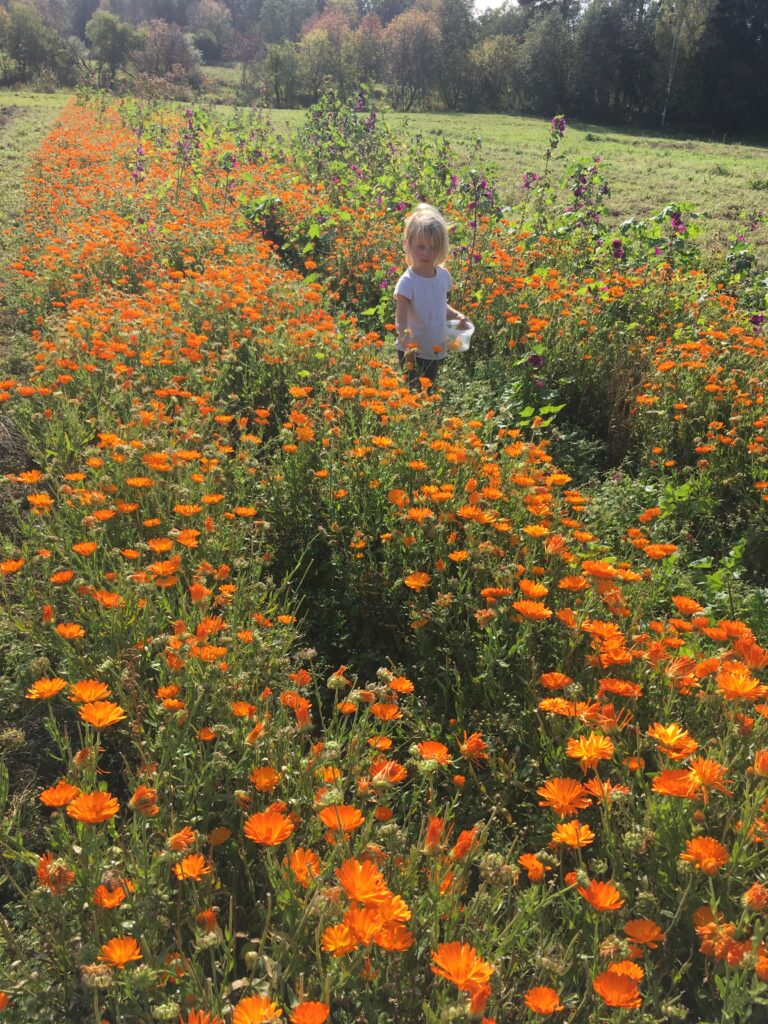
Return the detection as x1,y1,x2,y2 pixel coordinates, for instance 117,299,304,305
444,319,475,353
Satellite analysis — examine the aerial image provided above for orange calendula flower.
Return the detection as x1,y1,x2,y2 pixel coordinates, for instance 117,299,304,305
551,819,595,849
557,572,590,593
424,816,445,854
172,853,212,881
99,936,142,969
26,677,67,699
623,919,666,948
459,731,488,763
519,579,549,599
92,883,127,908
753,749,768,777
66,790,119,824
129,786,159,817
336,857,391,907
417,740,451,764
196,908,218,933
321,922,359,956
743,883,768,912
652,768,696,799
512,599,553,621
55,623,85,640
584,777,629,802
168,825,196,851
672,595,704,616
403,571,430,591
182,1007,224,1023
609,961,644,982
78,700,126,729
72,541,98,556
69,679,111,702
450,827,478,860
524,986,564,1014
377,921,415,952
27,492,54,511
370,758,408,784
566,732,615,772
647,722,698,760
319,804,364,834
430,941,495,993
716,662,767,701
289,1003,330,1024
232,995,282,1024
577,879,625,912
36,852,74,893
40,780,79,807
244,809,296,846
208,826,231,847
388,674,414,694
540,671,572,690
250,766,281,792
686,757,732,801
370,702,402,721
537,777,591,817
288,847,321,888
343,905,385,946
680,836,729,875
519,852,550,883
592,969,641,1009
50,569,74,585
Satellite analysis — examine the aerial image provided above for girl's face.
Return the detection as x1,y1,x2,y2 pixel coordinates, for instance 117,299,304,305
408,234,437,272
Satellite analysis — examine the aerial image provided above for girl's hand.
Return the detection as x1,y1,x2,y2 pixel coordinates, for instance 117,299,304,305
456,315,470,329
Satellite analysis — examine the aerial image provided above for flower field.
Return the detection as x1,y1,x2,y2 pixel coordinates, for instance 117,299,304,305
0,95,766,1023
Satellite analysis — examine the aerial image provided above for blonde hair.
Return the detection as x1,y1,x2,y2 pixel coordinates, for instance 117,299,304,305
403,203,450,267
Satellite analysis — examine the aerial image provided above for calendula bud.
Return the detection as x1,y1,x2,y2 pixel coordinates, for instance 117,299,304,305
81,964,113,990
151,1002,181,1021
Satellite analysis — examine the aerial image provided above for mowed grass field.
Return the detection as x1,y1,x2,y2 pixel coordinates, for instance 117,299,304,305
265,106,768,265
0,92,68,232
0,92,68,375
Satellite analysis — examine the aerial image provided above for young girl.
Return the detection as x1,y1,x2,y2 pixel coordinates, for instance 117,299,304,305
394,203,469,388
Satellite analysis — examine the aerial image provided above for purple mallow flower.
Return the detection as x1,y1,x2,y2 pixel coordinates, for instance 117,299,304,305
550,115,567,137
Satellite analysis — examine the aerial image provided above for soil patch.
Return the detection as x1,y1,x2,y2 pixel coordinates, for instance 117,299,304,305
0,105,18,130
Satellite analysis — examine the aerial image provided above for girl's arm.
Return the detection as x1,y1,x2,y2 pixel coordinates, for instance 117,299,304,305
447,302,469,328
396,294,413,346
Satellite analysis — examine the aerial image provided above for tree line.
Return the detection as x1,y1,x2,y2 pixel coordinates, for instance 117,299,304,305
1,0,766,135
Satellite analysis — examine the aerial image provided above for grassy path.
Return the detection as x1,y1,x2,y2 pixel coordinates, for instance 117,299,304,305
0,91,69,376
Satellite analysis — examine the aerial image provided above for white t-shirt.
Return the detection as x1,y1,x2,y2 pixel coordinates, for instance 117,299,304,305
394,266,453,361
